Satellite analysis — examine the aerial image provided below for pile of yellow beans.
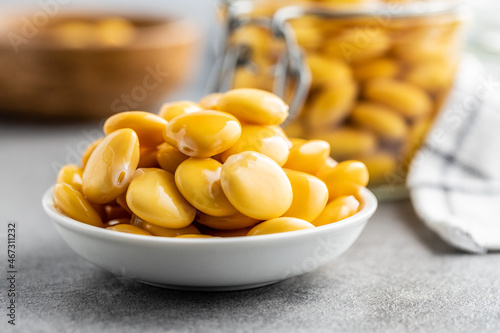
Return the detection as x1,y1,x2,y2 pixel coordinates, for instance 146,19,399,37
53,88,369,237
224,0,464,187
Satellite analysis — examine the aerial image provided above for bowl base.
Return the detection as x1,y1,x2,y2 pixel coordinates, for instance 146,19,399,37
137,279,282,292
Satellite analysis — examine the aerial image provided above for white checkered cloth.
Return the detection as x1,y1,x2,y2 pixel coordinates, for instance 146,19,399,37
407,56,500,254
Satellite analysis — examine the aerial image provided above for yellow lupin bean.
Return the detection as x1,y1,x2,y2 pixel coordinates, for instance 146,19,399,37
221,151,293,220
199,93,223,110
282,169,329,222
130,215,200,237
163,110,241,158
327,181,363,202
156,142,189,174
158,101,202,121
351,102,408,142
312,195,360,227
126,168,196,229
106,224,152,236
196,211,260,230
53,183,103,227
82,128,140,204
103,111,168,147
283,139,331,175
176,234,215,238
353,58,399,82
216,88,289,126
307,54,352,88
247,217,315,236
315,157,338,180
56,164,83,193
316,127,377,160
81,138,103,169
138,146,160,168
364,78,432,119
306,82,357,130
175,158,238,217
220,125,290,166
319,160,369,188
358,152,398,186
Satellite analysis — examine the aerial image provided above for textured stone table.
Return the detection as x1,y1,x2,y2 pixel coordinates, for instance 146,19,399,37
1,120,499,333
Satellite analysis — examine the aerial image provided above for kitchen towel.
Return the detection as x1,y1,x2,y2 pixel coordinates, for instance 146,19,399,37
407,56,500,254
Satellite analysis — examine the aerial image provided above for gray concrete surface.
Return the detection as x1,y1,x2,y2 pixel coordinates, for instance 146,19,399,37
0,120,499,333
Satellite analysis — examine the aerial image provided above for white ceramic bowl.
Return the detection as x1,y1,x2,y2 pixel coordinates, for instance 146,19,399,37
42,186,377,291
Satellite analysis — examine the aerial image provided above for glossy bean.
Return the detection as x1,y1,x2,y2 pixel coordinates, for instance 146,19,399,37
312,195,360,227
156,142,189,174
216,88,289,126
220,125,290,166
53,183,103,227
221,151,293,220
282,169,329,222
283,139,331,175
126,168,196,229
319,160,370,188
247,217,315,236
158,101,202,121
82,128,140,204
106,224,152,236
175,158,238,217
56,164,83,193
163,110,241,158
103,111,168,147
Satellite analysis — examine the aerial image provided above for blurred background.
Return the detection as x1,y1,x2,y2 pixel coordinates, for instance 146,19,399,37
1,0,500,193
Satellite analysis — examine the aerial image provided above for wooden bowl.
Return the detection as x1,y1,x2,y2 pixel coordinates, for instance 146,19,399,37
0,12,201,119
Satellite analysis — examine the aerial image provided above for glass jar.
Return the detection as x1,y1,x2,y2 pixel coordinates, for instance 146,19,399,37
216,0,467,199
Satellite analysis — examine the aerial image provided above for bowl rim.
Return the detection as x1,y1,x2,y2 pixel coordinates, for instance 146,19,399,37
42,185,377,245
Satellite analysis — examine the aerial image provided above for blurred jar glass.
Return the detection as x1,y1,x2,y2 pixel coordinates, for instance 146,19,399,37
216,0,467,199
